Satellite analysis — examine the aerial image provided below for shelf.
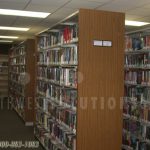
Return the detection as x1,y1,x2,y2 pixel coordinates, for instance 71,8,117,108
10,80,25,86
38,38,78,52
0,73,8,75
9,71,20,75
125,49,150,54
124,81,150,87
37,62,78,67
0,66,8,68
9,88,25,97
10,64,26,66
124,66,150,70
122,145,133,150
37,91,76,112
37,77,77,89
124,97,150,105
10,54,26,59
35,9,124,150
123,113,150,127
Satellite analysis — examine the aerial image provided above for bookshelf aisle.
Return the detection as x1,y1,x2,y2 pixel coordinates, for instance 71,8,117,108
0,55,8,98
123,35,150,149
9,39,36,126
35,9,124,150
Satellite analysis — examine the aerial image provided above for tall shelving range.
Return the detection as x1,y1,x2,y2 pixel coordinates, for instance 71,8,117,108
9,39,36,126
35,9,124,150
123,34,150,150
0,54,8,98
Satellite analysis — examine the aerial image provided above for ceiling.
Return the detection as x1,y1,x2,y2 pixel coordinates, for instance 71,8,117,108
0,0,150,42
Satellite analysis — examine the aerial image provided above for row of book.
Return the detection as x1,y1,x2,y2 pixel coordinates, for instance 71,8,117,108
0,66,8,74
123,101,150,122
9,81,24,95
10,56,26,65
125,54,150,67
122,131,150,150
37,67,77,88
9,66,26,73
38,85,77,109
36,113,76,150
38,24,78,49
125,70,150,85
37,83,77,108
48,118,76,149
35,125,75,150
124,86,150,102
38,46,78,65
36,99,76,131
10,73,26,85
125,35,150,51
123,119,150,139
10,46,26,57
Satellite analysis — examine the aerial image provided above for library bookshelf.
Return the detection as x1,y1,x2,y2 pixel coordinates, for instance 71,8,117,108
123,35,150,149
34,9,125,150
0,55,8,98
9,39,36,126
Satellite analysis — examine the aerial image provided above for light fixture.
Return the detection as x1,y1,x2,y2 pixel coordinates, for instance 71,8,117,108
0,26,29,31
0,9,50,18
0,36,18,39
125,20,150,26
0,40,13,43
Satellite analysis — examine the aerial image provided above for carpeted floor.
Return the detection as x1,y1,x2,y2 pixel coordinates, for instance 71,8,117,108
0,98,43,150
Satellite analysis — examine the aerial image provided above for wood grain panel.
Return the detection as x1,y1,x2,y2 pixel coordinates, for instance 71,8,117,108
25,39,36,122
77,9,125,150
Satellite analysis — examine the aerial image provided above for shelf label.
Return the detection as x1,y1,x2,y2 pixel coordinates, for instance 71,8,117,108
93,40,112,47
103,41,112,47
93,40,103,46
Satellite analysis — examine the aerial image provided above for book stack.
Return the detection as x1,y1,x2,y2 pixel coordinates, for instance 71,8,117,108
123,34,150,150
36,24,78,150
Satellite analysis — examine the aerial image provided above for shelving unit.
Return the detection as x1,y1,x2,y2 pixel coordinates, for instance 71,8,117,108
123,35,150,149
0,54,8,98
9,39,36,126
35,9,124,150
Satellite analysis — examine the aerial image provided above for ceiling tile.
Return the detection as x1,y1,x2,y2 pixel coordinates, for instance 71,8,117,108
25,4,57,12
137,16,150,22
31,0,71,6
65,0,103,9
127,8,150,16
0,0,30,3
97,0,150,12
44,8,77,23
125,14,143,20
142,3,150,8
79,0,113,2
0,16,17,26
12,17,43,27
0,1,27,9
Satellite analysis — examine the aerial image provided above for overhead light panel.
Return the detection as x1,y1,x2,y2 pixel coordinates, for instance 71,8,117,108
0,9,50,18
0,36,18,39
0,40,13,43
0,26,29,31
125,20,150,26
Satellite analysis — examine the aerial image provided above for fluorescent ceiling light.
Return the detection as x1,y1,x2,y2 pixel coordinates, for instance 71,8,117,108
0,9,50,18
0,36,18,39
125,20,150,26
0,40,13,43
0,26,29,31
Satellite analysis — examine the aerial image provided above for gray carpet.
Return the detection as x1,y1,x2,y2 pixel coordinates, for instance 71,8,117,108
0,98,44,150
